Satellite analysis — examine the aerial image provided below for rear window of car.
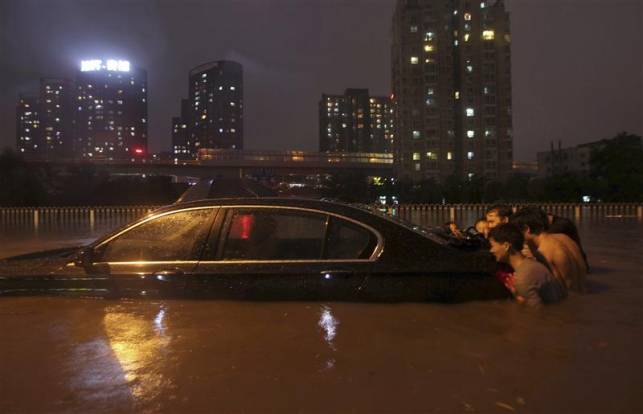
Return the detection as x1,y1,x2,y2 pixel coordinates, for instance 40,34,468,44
222,209,327,260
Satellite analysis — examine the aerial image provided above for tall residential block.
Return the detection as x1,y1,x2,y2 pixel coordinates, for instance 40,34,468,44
392,0,512,181
39,78,74,157
319,89,394,153
172,99,191,158
15,95,41,155
74,59,148,159
186,60,243,155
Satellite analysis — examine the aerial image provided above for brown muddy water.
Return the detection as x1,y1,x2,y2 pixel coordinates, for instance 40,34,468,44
0,211,641,413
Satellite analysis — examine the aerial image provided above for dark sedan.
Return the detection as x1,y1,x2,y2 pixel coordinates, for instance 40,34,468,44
0,198,507,301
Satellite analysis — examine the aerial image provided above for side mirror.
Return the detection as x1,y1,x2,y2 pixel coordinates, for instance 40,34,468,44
75,247,94,270
75,247,109,274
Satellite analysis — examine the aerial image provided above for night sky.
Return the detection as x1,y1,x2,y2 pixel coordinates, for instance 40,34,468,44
1,0,641,161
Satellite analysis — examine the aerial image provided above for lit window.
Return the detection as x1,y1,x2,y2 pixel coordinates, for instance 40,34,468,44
485,129,493,137
483,30,495,40
504,34,511,43
426,97,435,106
454,40,459,46
466,65,473,73
467,130,475,138
464,13,471,21
466,108,475,117
415,163,421,171
467,152,474,160
230,102,235,106
410,25,418,33
201,73,207,78
424,44,434,52
455,91,460,100
425,32,435,41
468,172,475,180
218,86,223,90
427,88,434,95
412,130,421,139
447,152,453,160
410,56,419,64
413,152,421,161
480,2,486,8
426,152,438,160
230,86,236,90
464,34,470,42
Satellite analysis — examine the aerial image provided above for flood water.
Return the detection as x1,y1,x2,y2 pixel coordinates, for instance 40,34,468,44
1,209,642,413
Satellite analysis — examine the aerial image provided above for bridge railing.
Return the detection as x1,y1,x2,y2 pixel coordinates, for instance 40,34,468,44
0,203,641,230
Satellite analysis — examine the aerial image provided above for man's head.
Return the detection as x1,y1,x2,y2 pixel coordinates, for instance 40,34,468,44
510,207,548,241
474,217,488,236
488,223,524,263
485,204,513,230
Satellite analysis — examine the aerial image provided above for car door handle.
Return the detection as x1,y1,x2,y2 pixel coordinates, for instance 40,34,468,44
321,269,354,279
154,269,184,282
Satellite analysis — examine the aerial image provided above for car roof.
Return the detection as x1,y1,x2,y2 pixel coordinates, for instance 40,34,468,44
159,197,372,218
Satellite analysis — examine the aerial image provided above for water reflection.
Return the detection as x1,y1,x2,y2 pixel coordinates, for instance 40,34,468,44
318,305,339,371
103,304,172,405
154,306,167,336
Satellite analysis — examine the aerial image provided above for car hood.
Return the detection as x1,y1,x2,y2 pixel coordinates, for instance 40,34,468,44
0,246,81,277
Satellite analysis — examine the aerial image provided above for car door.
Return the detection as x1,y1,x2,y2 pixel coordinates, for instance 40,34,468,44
192,206,381,300
89,207,218,296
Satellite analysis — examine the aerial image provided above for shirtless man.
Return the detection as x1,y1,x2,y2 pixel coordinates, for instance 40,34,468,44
510,208,587,292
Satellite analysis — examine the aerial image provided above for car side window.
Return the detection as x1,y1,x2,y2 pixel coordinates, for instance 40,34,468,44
98,208,214,262
326,217,376,259
221,209,327,260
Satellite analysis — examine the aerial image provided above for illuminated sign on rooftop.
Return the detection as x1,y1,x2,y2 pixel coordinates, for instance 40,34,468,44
80,59,130,72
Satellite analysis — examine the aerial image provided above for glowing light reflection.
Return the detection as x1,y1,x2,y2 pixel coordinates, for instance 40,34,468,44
103,307,172,402
318,305,339,350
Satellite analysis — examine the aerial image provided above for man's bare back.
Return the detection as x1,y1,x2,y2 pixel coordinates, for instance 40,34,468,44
534,233,587,292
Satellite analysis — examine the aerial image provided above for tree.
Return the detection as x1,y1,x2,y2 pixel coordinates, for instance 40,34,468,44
0,148,47,206
590,132,643,201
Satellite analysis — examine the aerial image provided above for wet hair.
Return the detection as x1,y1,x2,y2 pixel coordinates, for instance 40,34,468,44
488,223,524,252
485,204,513,219
510,207,548,235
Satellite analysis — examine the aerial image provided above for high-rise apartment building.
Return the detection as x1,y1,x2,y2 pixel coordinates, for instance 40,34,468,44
39,78,74,158
15,95,41,155
172,99,191,158
392,0,512,181
74,59,148,159
319,89,394,153
186,60,243,154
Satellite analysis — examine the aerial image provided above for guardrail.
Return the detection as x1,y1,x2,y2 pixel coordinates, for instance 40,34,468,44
0,203,641,229
0,206,158,231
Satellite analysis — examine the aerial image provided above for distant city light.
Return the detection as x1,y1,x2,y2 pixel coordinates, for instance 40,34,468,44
81,59,130,72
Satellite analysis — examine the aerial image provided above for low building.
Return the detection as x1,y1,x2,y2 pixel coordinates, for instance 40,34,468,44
538,141,596,177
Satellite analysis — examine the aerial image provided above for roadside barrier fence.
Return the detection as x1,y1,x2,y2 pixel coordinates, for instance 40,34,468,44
0,203,641,232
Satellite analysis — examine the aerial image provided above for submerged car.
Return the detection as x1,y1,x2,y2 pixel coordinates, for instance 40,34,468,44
0,198,507,301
